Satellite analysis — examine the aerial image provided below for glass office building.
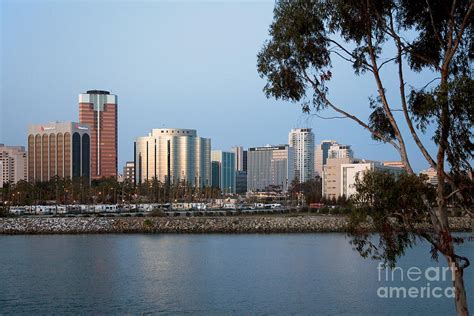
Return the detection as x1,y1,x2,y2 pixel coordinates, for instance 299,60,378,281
134,128,211,187
211,150,236,194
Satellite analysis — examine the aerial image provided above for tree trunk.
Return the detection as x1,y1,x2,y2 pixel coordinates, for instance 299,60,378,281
447,256,469,316
436,68,470,315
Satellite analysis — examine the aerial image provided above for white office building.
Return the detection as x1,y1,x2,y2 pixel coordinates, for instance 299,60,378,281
134,128,211,187
329,143,354,159
340,161,404,197
288,128,315,182
247,145,294,192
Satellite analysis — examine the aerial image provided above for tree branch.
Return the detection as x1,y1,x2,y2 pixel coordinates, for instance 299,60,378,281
301,70,401,153
425,0,445,48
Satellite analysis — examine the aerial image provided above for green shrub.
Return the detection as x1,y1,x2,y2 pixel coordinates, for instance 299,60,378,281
143,219,153,228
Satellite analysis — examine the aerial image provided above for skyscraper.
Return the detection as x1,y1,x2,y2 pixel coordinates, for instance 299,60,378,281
231,146,247,172
231,146,248,194
27,122,91,182
288,128,315,182
211,150,236,194
314,140,337,177
134,128,211,187
0,144,27,185
79,90,118,179
314,141,353,177
247,145,294,192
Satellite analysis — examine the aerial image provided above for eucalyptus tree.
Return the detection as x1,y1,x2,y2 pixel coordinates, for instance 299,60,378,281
257,0,472,314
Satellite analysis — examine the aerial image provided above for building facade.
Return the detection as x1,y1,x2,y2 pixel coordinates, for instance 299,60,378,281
383,161,405,168
123,161,135,183
231,146,248,172
314,140,337,177
420,167,438,186
211,150,236,194
340,161,404,197
235,170,248,194
289,128,314,182
0,144,27,186
134,128,211,187
79,90,118,179
322,157,354,200
27,122,91,182
247,145,294,192
328,143,354,159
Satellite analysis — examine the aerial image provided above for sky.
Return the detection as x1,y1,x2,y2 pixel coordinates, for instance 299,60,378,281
1,0,439,173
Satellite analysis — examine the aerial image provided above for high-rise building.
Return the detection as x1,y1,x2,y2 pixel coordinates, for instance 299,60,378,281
0,161,3,188
340,161,403,197
231,146,248,172
235,170,247,194
0,144,27,186
79,90,118,179
211,161,220,189
289,128,314,182
123,161,135,183
211,150,236,194
27,122,91,182
328,143,353,159
134,128,211,187
247,145,294,192
314,140,337,177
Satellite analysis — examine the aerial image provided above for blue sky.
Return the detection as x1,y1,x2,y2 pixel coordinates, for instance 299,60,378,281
1,0,438,172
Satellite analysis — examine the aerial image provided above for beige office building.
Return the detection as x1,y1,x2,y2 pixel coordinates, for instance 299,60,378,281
322,157,354,199
134,128,211,187
0,144,28,186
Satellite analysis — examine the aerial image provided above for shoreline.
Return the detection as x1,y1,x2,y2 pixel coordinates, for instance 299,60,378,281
0,216,472,235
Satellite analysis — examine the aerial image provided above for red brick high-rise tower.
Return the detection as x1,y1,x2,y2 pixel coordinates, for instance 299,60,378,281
79,90,117,179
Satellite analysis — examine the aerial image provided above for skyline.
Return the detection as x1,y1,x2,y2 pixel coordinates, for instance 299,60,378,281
1,1,440,173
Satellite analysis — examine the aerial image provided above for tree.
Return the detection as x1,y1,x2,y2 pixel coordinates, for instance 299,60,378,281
257,1,472,314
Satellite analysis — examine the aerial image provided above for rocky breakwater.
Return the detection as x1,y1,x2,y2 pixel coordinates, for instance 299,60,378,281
0,216,350,234
0,216,471,234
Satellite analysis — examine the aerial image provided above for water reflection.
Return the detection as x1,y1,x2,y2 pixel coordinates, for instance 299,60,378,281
0,234,472,314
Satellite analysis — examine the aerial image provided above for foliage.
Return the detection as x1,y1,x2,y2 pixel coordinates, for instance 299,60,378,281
258,1,472,311
289,177,323,204
1,176,223,205
348,170,436,267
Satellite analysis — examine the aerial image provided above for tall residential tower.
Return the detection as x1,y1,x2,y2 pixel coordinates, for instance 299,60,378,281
79,90,118,179
288,128,314,182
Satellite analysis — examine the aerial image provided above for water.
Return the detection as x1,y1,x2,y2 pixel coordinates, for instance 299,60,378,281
0,234,472,315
